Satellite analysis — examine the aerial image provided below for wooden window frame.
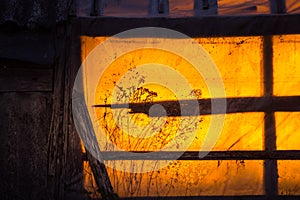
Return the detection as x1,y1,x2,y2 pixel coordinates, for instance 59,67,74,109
67,1,300,199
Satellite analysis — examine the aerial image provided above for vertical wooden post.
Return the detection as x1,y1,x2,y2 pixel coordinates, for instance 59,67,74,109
149,0,169,15
194,0,218,15
91,0,105,16
270,0,286,14
158,0,169,14
47,25,70,200
263,35,278,199
71,23,118,199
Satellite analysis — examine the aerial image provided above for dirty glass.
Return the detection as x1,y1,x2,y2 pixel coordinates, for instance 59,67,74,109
273,34,300,96
278,161,300,195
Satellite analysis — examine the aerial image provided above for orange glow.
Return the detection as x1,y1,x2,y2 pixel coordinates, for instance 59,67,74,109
278,161,300,195
80,35,265,196
79,35,300,197
105,160,263,197
273,35,300,96
93,48,207,151
82,161,101,199
194,37,263,97
275,112,300,150
196,113,263,151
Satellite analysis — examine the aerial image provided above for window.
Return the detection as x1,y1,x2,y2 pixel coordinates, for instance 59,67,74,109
73,0,300,199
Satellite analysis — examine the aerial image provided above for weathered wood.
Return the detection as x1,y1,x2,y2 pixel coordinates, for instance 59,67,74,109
93,150,300,160
90,0,105,16
270,0,287,14
0,92,52,199
0,32,55,65
64,23,89,199
72,87,118,200
74,14,300,37
70,23,117,199
47,26,69,200
0,66,52,92
121,195,300,200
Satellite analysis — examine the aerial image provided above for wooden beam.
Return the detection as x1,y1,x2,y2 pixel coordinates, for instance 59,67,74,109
120,196,300,200
121,196,300,200
69,24,118,199
0,67,52,92
0,32,55,65
72,90,118,199
74,14,300,37
263,35,278,199
85,150,300,160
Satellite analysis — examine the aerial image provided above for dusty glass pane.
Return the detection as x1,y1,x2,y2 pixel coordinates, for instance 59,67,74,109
286,0,300,14
275,112,300,150
80,36,264,197
278,161,300,195
169,0,194,16
105,160,264,197
195,36,263,98
190,112,263,151
80,36,264,151
82,36,264,99
218,0,270,15
273,34,300,96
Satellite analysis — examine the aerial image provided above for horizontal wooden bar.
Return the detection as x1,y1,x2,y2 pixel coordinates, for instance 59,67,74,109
0,67,53,92
74,14,300,37
93,96,300,116
84,150,300,160
0,32,55,65
121,196,300,200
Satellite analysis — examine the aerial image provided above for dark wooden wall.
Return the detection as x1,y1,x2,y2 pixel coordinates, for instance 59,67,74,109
0,26,89,200
0,57,53,200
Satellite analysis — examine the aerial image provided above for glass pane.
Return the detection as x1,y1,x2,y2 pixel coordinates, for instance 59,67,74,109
106,160,264,197
81,36,264,99
195,36,263,98
286,0,300,14
273,34,300,96
218,0,270,15
169,0,194,17
190,112,263,151
275,112,300,150
80,36,264,152
278,161,300,195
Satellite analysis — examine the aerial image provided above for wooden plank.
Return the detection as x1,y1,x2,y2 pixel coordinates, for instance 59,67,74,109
93,96,300,116
0,32,55,65
72,87,118,200
86,150,300,160
121,196,300,200
75,14,300,37
64,23,89,199
47,26,67,200
0,67,53,92
71,23,117,199
0,92,52,199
